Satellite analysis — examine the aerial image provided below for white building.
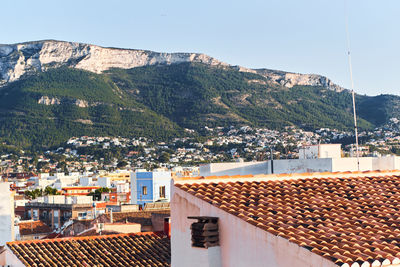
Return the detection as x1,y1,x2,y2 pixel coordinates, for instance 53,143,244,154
200,144,400,176
130,171,172,206
298,144,341,159
0,182,14,245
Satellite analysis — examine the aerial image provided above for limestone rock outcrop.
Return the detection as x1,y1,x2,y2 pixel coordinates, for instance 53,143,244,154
0,40,344,91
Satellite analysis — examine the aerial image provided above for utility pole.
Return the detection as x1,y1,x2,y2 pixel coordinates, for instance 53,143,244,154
270,147,274,174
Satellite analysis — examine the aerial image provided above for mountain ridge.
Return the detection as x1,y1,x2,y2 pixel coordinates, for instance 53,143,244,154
0,40,345,92
0,40,399,150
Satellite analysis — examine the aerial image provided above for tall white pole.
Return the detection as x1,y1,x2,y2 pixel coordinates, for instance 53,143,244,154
345,1,360,171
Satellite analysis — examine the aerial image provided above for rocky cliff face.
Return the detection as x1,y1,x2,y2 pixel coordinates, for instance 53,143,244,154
0,40,227,86
0,40,344,91
254,69,345,92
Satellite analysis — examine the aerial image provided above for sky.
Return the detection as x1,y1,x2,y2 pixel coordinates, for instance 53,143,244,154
1,0,399,96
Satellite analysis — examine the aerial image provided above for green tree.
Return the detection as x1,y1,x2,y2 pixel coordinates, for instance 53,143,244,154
117,161,128,169
89,187,111,201
158,152,170,163
44,186,59,196
24,188,43,199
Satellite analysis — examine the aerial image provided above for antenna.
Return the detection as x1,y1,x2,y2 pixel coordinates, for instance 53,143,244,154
345,1,360,171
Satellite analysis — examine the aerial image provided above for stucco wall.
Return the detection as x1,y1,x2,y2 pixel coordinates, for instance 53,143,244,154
272,158,333,174
200,162,268,177
199,156,400,178
298,144,341,159
0,249,5,266
0,182,14,246
152,213,170,232
153,172,172,202
396,157,400,169
331,157,373,172
103,223,141,233
171,186,337,267
5,248,25,267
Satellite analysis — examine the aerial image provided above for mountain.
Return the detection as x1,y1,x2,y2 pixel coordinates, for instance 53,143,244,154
0,40,399,149
0,40,342,90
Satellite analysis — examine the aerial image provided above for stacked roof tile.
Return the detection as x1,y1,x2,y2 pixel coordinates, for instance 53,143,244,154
18,221,52,236
8,233,170,267
176,172,400,266
101,210,170,226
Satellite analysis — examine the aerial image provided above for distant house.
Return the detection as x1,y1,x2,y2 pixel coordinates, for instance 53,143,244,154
25,195,95,229
62,186,100,196
16,220,52,240
130,171,172,206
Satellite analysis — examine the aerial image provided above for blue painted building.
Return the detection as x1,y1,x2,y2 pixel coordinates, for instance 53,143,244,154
130,171,172,206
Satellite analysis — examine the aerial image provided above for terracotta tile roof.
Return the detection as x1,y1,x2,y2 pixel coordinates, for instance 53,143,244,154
101,210,170,226
176,170,400,266
43,233,64,239
8,232,171,267
19,221,52,236
77,229,120,236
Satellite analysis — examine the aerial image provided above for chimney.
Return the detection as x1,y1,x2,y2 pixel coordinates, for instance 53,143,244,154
164,217,171,238
110,209,113,224
188,216,219,248
188,216,221,267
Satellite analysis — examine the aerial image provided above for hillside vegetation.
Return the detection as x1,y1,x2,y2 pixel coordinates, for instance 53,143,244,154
0,68,180,149
0,63,399,150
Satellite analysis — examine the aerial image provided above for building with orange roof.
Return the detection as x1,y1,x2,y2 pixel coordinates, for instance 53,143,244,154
61,186,100,196
2,232,170,266
171,170,400,267
16,220,52,241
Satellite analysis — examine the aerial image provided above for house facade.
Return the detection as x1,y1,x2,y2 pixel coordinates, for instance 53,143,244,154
130,171,172,206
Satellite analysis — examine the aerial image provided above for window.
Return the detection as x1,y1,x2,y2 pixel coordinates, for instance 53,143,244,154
78,212,87,219
159,186,166,198
142,186,148,195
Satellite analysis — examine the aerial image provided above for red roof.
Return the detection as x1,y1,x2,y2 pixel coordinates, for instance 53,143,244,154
18,221,52,236
8,232,170,266
176,170,400,266
62,186,100,190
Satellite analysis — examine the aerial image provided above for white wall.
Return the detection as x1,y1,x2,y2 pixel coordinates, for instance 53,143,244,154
80,177,93,186
37,179,55,188
200,162,268,177
299,144,341,159
299,145,319,159
153,172,172,202
331,157,373,172
0,182,14,246
72,196,93,204
116,182,130,193
199,156,400,178
372,156,400,171
98,177,111,188
44,195,65,204
171,186,337,267
130,172,137,204
271,158,332,174
5,248,25,267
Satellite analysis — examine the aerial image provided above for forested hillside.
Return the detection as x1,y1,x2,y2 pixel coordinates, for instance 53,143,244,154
0,63,399,150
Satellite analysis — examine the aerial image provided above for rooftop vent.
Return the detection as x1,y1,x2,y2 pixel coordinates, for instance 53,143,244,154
188,216,219,248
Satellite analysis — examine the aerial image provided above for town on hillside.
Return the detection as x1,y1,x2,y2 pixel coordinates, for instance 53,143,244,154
1,119,400,266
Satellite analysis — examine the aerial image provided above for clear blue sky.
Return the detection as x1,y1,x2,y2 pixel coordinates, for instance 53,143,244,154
1,0,399,96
